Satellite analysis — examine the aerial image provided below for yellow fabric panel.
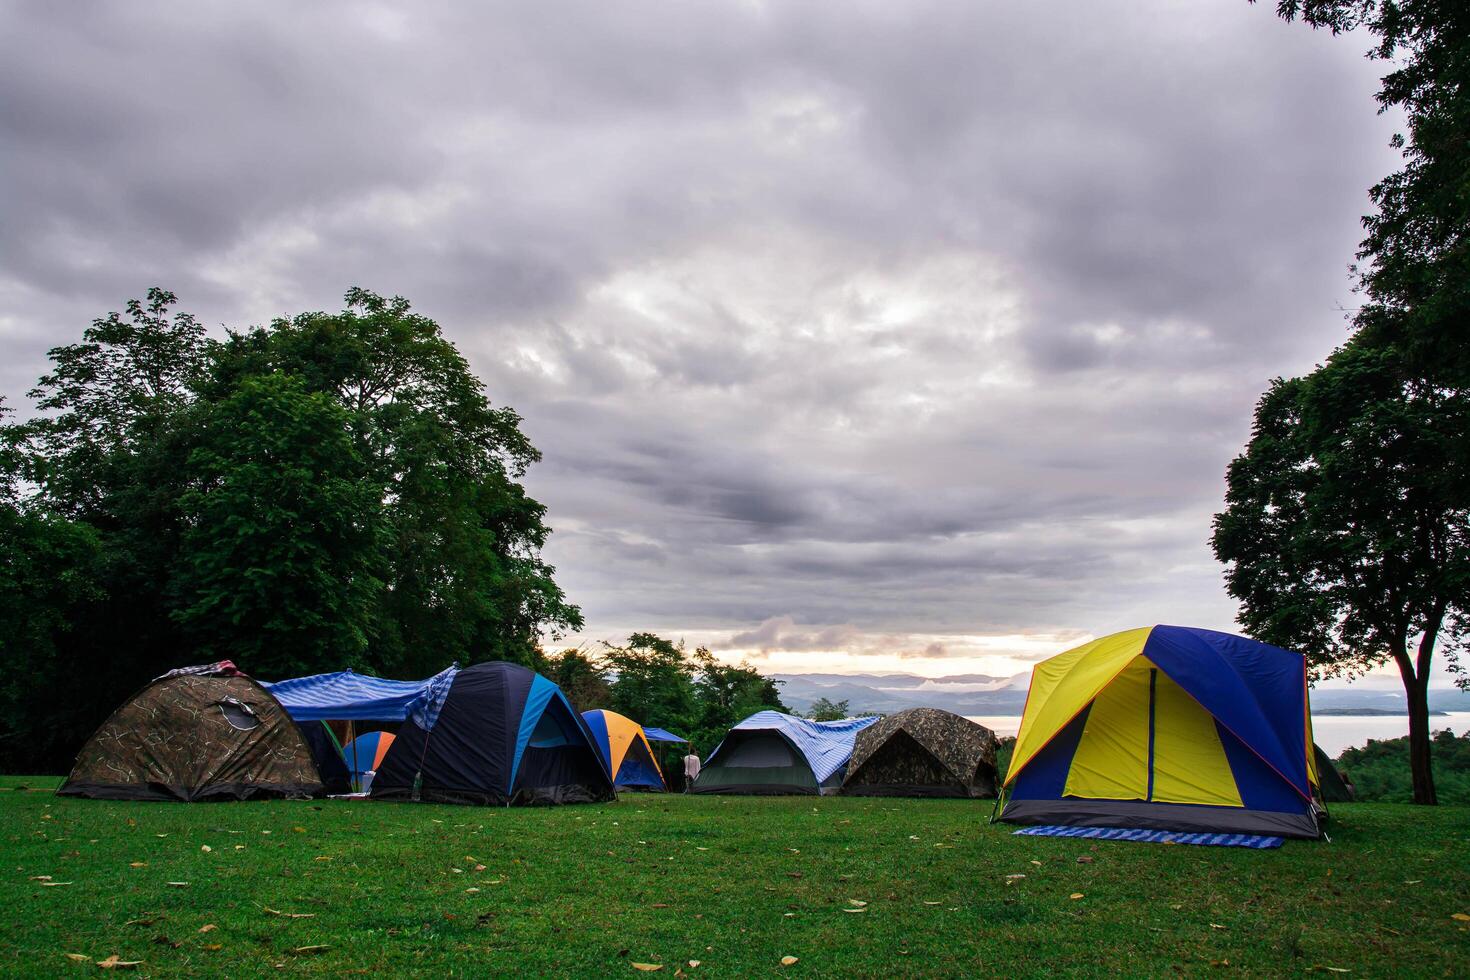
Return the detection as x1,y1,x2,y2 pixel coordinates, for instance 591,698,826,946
1305,696,1320,790
601,710,664,782
1062,658,1150,800
1150,670,1243,807
1006,627,1154,787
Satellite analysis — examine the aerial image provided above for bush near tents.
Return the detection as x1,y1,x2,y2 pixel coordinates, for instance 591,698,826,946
1334,730,1470,805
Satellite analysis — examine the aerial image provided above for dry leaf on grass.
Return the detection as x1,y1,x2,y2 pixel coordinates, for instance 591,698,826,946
780,955,799,966
40,881,73,887
290,945,331,955
29,875,52,881
62,953,88,962
262,907,315,918
95,955,142,970
198,925,217,934
687,961,700,969
200,944,222,952
128,862,146,868
842,908,866,914
200,845,211,853
1452,913,1470,922
1069,893,1085,900
631,963,663,972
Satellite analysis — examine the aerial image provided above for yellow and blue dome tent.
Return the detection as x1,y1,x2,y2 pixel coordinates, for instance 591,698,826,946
581,709,666,791
997,626,1323,839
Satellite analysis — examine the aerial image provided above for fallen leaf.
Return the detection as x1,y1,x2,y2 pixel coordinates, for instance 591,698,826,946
847,900,867,908
292,827,306,833
1069,893,1085,900
474,864,486,872
124,917,162,927
1452,913,1470,922
128,862,146,868
651,903,670,909
198,925,217,934
29,875,52,881
842,907,866,913
200,845,212,853
1005,874,1026,881
166,882,189,888
95,955,142,970
687,961,700,969
465,888,480,894
40,881,73,887
291,945,331,955
200,944,222,952
1403,880,1421,885
1030,860,1042,866
63,953,88,962
780,956,799,966
314,856,332,862
1077,856,1095,865
262,907,315,918
1210,923,1227,930
631,964,664,972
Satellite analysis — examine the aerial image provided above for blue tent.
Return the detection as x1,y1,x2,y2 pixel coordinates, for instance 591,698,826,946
263,666,457,722
693,710,878,795
642,727,688,744
371,662,615,806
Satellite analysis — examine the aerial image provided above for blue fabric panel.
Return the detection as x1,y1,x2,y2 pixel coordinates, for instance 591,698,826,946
1142,625,1310,800
1216,720,1311,814
1009,705,1091,801
509,673,556,793
705,711,879,782
615,754,664,789
580,710,613,772
1013,825,1283,849
642,727,687,743
263,666,456,722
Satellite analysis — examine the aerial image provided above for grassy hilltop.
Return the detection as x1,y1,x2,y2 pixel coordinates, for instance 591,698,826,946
2,777,1467,978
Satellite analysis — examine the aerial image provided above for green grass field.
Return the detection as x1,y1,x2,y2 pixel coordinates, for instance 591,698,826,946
3,778,1467,978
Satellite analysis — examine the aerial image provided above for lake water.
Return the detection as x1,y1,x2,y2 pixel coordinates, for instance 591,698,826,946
966,712,1470,756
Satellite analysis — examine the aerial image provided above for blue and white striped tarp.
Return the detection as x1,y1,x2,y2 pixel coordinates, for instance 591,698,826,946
263,666,457,722
1012,825,1284,849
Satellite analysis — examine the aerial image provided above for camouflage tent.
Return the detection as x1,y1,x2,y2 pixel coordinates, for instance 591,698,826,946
840,708,998,798
58,663,324,802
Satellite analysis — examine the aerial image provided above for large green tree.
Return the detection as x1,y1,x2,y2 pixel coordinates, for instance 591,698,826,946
210,288,579,674
1212,341,1470,803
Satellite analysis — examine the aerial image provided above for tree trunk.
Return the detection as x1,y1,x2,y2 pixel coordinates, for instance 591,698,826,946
1404,676,1438,805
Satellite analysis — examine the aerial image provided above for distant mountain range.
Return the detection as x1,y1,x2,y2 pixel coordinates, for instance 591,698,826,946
771,671,1470,718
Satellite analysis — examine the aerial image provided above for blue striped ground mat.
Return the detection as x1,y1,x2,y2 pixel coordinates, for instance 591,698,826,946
1013,825,1283,849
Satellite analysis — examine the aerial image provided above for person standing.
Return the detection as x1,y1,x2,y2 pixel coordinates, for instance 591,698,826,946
683,749,701,792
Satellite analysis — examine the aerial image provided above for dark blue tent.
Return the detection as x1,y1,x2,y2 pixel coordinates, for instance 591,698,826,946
371,662,615,806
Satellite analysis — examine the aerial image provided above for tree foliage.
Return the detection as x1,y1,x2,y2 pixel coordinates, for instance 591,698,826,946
0,288,579,772
596,633,788,753
804,697,852,722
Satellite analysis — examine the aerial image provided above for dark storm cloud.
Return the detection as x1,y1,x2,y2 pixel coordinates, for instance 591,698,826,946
1,0,1399,668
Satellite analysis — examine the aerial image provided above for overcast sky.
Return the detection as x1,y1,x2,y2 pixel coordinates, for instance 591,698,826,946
2,1,1415,681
